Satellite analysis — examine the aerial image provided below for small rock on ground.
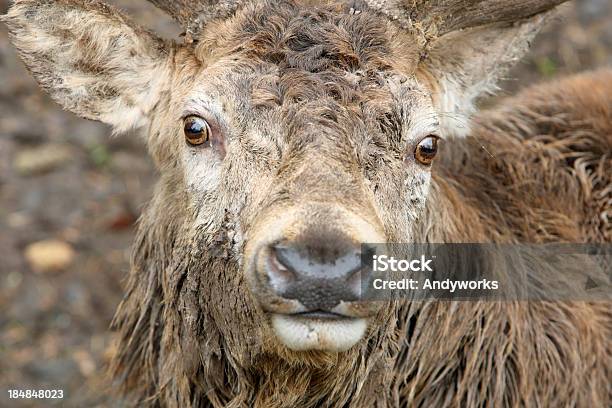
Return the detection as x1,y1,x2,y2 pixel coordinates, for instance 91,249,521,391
24,240,76,274
14,144,73,176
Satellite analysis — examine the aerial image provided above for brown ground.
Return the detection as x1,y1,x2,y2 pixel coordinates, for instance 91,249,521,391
0,1,610,407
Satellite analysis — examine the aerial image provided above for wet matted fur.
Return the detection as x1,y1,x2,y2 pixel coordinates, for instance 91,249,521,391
3,0,610,406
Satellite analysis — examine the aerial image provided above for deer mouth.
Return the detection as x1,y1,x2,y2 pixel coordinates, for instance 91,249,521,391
289,310,350,320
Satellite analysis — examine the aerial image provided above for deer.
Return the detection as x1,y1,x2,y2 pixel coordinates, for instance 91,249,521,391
3,0,610,406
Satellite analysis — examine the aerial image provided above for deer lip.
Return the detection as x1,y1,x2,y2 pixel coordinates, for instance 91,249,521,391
270,313,368,351
289,310,352,320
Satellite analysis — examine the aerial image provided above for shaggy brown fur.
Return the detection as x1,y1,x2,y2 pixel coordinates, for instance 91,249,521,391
409,71,612,406
3,0,610,407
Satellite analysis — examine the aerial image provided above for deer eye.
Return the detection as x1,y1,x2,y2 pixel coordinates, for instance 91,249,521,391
184,115,211,146
414,135,439,166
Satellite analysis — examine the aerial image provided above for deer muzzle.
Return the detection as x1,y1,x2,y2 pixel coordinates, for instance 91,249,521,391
244,204,384,352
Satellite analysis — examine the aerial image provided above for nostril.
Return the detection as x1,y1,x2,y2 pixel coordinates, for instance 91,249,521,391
271,244,297,272
266,245,298,291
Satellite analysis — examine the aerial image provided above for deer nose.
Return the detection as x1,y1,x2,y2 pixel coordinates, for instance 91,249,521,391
263,239,367,311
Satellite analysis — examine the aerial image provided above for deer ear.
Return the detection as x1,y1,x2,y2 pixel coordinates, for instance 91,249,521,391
418,15,548,137
3,0,171,133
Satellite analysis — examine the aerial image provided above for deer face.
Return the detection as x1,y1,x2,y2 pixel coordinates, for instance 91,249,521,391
159,3,442,350
4,0,558,353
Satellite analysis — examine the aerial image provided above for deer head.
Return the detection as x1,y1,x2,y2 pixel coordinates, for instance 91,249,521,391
4,0,566,355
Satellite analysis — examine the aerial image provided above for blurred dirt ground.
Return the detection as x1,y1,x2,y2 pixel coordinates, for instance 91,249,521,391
0,0,610,406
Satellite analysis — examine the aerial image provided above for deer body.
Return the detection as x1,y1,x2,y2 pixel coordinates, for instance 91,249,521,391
3,0,610,407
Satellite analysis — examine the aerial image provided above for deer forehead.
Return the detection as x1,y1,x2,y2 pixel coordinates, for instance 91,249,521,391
171,2,426,101
163,2,438,155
